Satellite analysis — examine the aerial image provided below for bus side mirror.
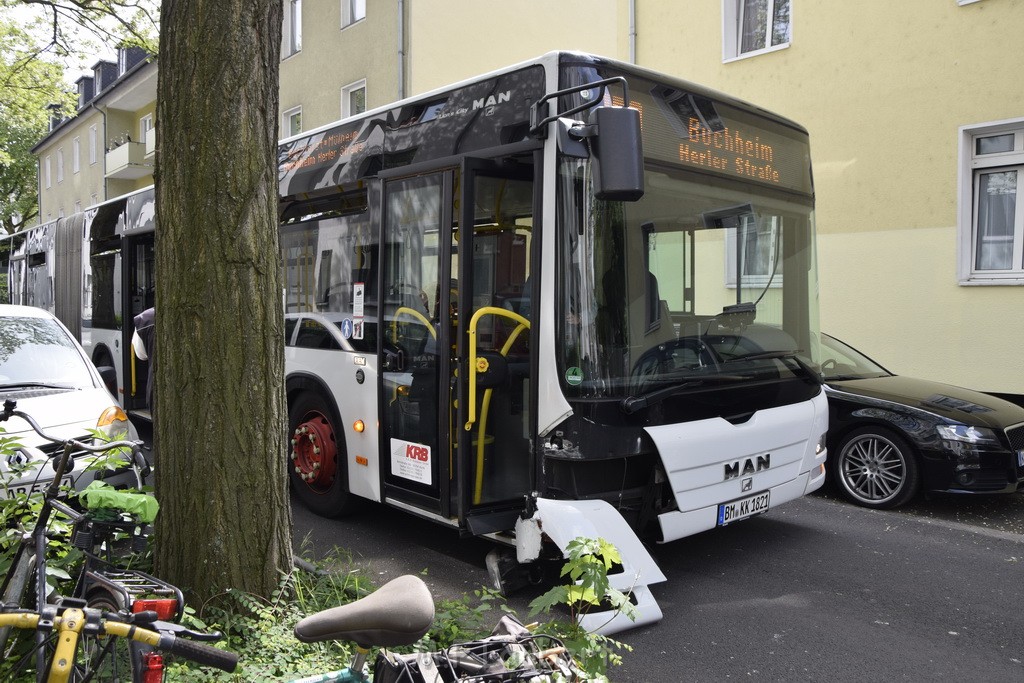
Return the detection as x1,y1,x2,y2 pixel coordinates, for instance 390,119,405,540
589,106,645,202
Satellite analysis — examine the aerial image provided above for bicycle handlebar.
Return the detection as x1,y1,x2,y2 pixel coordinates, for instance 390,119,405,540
0,606,239,675
158,631,239,672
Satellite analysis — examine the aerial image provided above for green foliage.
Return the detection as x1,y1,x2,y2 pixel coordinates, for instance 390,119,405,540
0,1,159,235
0,1,160,58
163,542,372,681
528,537,637,681
0,14,71,234
421,580,510,651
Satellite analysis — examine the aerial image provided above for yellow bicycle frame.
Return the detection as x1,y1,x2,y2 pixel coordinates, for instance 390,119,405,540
0,610,163,683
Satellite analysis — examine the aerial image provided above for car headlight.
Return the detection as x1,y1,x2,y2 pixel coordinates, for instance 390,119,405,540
936,424,1000,468
96,405,133,441
935,424,1000,445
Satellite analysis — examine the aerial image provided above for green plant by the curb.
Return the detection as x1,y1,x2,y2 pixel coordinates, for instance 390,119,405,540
528,537,637,681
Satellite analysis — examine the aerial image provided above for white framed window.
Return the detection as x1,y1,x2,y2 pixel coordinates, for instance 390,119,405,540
958,118,1024,284
89,125,98,165
44,156,52,189
283,106,302,137
342,0,365,28
283,0,302,57
723,0,791,61
725,215,784,288
341,80,367,118
57,149,64,183
139,114,153,142
74,200,81,213
73,137,81,174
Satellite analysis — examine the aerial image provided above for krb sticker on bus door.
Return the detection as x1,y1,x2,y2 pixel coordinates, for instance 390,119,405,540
390,438,432,485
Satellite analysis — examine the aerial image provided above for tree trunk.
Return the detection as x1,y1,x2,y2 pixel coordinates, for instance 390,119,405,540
154,0,290,602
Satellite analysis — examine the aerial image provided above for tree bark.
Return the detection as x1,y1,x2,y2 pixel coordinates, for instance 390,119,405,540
154,0,290,602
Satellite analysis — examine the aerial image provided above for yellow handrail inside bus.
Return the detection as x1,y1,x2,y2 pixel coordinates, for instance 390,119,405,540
388,306,437,410
464,306,530,432
390,306,437,343
463,306,530,505
130,344,137,397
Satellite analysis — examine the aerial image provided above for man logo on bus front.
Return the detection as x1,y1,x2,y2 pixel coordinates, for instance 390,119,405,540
724,454,770,481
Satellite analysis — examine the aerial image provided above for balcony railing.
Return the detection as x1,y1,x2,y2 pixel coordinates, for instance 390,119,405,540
105,141,151,180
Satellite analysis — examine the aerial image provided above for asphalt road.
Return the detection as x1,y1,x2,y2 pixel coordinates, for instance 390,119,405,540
291,489,1024,682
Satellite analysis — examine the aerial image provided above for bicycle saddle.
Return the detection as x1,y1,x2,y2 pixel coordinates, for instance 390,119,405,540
294,574,434,648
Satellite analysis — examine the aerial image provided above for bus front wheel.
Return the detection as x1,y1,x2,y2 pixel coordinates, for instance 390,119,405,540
288,391,359,517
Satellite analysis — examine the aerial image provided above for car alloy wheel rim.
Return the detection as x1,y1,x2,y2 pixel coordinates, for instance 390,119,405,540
291,410,337,491
840,434,906,503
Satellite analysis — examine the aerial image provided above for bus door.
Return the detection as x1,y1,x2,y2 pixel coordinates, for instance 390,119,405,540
455,160,535,535
379,158,535,533
123,231,154,417
5,233,27,305
380,168,457,518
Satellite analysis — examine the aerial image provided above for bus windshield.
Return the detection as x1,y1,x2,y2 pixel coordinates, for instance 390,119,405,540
557,160,819,400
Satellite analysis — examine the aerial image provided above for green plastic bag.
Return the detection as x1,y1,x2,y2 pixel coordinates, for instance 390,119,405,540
79,480,159,523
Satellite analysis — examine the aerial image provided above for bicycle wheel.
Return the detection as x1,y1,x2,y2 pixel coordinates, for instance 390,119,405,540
0,547,36,656
77,587,136,682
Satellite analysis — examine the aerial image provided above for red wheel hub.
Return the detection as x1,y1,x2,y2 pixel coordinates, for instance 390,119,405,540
291,411,337,490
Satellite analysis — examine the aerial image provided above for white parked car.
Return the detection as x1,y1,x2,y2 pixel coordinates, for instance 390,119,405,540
0,305,141,497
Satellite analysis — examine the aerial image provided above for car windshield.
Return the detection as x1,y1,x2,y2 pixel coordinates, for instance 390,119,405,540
818,334,891,381
0,315,95,389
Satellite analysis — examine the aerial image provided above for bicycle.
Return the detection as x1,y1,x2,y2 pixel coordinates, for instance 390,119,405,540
290,574,582,682
0,601,237,682
0,398,234,681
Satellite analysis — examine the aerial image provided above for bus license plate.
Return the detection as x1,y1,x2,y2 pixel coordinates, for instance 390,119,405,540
718,491,770,526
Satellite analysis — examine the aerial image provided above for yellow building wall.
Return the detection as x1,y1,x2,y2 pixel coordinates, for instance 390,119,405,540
279,0,625,132
407,0,622,93
35,110,106,222
637,0,1024,395
279,0,402,133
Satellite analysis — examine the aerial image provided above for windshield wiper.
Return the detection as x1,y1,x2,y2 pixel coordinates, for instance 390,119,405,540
825,372,888,382
720,351,822,384
0,382,78,391
621,381,705,414
720,350,800,363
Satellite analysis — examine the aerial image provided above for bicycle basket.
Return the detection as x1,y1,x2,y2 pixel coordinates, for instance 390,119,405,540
372,615,582,683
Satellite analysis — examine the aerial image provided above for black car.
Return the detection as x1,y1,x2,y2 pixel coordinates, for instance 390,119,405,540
820,334,1024,509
